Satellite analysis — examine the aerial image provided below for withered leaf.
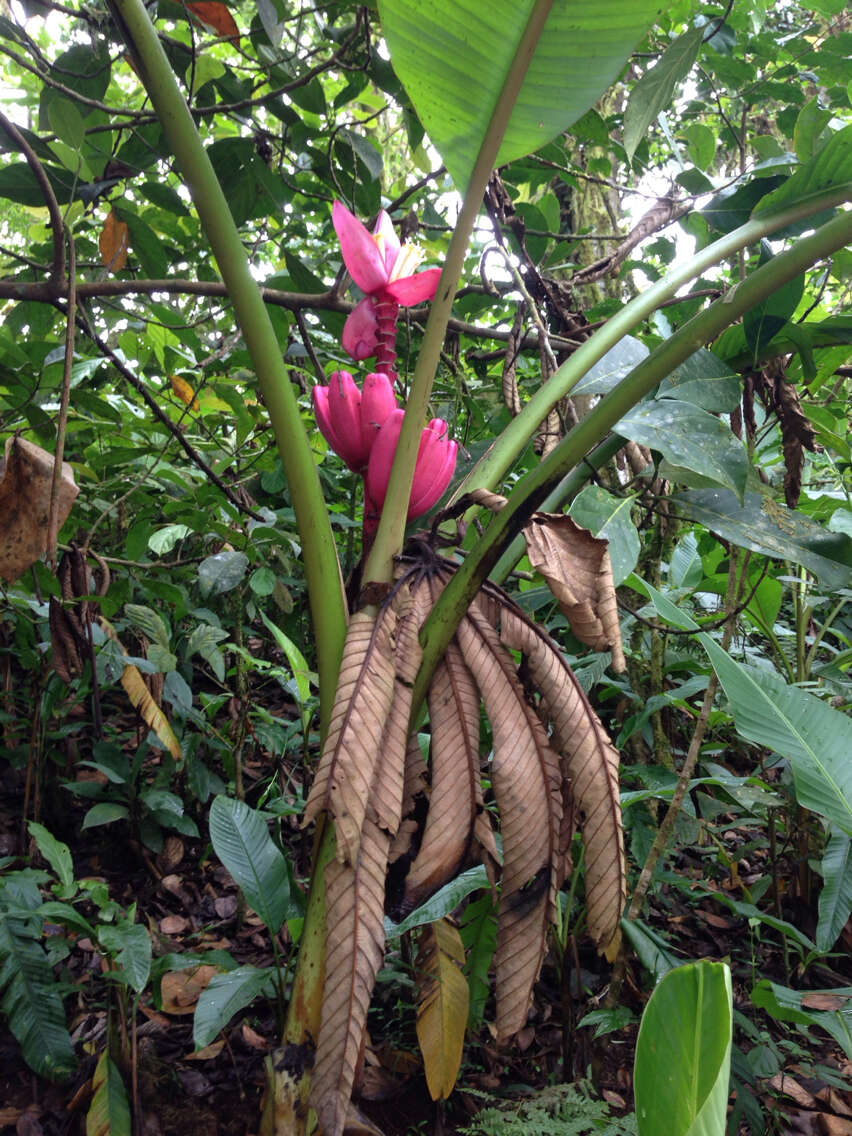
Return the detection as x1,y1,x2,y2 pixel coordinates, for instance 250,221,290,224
523,512,625,672
0,437,79,583
310,815,390,1136
99,208,129,273
457,606,561,1043
404,633,480,910
415,918,469,1101
303,608,399,865
499,607,625,951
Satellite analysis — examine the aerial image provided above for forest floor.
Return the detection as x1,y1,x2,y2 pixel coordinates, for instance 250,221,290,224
1,698,851,1136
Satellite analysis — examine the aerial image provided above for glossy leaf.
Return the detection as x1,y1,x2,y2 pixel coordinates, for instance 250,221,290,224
617,399,749,501
634,960,732,1136
379,0,660,190
673,489,852,590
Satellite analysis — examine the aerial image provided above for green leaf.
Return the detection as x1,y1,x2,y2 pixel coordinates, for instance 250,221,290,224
379,0,660,190
743,242,805,360
569,485,640,586
458,894,497,1033
386,865,490,938
124,604,171,650
634,961,732,1136
98,923,152,993
47,97,85,151
754,124,852,219
624,24,704,163
793,97,832,162
621,917,679,980
618,400,749,501
193,965,276,1050
27,822,75,897
198,551,249,597
82,803,130,829
186,623,229,682
572,335,650,396
208,796,293,933
0,909,77,1080
699,635,852,837
673,490,852,590
752,979,852,1061
657,349,742,413
258,610,313,730
682,122,716,171
817,830,852,953
86,1051,131,1136
148,524,191,555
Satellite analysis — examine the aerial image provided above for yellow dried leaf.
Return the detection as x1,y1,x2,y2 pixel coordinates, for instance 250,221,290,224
169,374,200,411
99,209,129,273
415,918,469,1101
98,617,182,763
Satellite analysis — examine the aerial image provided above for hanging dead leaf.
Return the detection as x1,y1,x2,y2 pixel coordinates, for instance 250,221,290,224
457,606,561,1042
170,374,200,411
0,436,78,583
415,918,469,1101
310,815,390,1136
98,617,183,763
99,209,129,273
186,0,240,40
523,513,625,671
161,965,221,1014
403,640,480,910
498,605,625,951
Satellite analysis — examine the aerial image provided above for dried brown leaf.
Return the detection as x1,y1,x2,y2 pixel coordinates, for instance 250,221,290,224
303,608,398,864
311,815,390,1136
499,608,625,951
404,640,480,910
523,513,625,672
457,607,561,1043
369,582,427,838
0,437,78,583
99,209,129,273
415,918,469,1101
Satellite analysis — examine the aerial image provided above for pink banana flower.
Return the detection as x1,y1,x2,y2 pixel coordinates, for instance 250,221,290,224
333,200,442,376
364,408,458,532
312,370,397,473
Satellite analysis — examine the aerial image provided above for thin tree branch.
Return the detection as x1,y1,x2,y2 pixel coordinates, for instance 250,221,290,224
0,110,65,285
46,233,76,569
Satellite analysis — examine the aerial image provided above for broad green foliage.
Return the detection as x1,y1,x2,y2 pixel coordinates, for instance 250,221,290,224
380,0,660,190
634,962,732,1136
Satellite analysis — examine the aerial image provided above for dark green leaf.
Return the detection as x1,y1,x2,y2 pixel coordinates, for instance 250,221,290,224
658,349,742,412
673,489,852,589
208,796,293,933
193,965,276,1050
618,399,749,500
624,24,704,163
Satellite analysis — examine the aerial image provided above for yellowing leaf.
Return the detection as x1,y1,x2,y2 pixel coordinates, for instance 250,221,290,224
186,1,240,40
86,1051,131,1136
99,209,129,273
98,617,182,763
416,919,469,1101
169,374,200,410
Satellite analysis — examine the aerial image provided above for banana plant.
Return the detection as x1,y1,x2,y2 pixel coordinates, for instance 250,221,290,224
105,1,852,1131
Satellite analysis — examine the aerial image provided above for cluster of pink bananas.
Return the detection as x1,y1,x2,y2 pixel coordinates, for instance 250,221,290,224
313,203,457,534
